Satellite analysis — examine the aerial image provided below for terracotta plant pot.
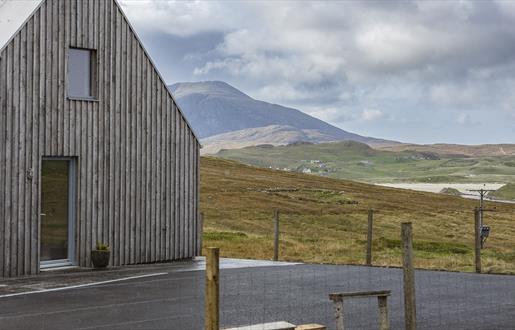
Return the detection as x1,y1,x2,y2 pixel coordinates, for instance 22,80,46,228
91,249,110,268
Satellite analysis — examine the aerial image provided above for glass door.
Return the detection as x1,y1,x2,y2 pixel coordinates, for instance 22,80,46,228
40,159,76,268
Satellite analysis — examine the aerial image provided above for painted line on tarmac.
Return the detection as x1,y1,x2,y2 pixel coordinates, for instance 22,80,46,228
0,272,168,299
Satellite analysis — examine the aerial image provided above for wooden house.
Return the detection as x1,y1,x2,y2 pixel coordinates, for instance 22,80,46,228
0,0,201,277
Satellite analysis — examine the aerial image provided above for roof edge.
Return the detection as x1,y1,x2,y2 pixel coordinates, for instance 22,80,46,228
0,0,44,54
114,0,201,143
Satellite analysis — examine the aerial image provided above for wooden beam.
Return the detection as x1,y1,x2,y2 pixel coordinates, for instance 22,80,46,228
296,325,326,330
329,290,391,301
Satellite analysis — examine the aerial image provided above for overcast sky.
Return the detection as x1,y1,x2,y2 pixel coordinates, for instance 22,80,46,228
120,0,515,144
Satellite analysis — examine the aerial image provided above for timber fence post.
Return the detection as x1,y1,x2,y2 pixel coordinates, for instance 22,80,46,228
366,209,374,265
274,209,280,261
402,222,416,330
378,295,390,330
333,297,345,330
205,247,220,330
198,212,204,256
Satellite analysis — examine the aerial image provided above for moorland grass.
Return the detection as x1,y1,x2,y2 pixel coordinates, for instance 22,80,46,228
201,157,515,274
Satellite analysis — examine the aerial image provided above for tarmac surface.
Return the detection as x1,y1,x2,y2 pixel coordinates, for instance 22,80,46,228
0,259,514,329
0,258,298,296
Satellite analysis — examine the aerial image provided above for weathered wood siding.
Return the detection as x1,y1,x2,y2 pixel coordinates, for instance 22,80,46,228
0,0,201,277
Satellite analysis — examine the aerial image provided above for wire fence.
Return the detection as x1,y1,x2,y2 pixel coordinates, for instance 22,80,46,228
205,182,515,275
2,204,515,329
0,258,514,329
218,265,515,329
199,202,515,329
229,206,515,275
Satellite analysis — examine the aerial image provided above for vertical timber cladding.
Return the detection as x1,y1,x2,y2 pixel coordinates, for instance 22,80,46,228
0,0,201,277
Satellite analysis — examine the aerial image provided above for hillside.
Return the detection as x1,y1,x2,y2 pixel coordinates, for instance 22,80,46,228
169,81,396,150
377,143,515,157
201,157,515,273
200,125,342,154
490,183,515,201
215,141,515,183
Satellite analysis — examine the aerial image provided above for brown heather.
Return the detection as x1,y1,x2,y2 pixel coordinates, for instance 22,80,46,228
200,157,515,274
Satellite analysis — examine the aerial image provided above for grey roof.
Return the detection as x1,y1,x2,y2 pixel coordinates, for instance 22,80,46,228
0,0,42,52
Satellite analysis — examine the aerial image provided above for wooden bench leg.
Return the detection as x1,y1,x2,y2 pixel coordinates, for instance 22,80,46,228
333,299,345,330
377,296,390,330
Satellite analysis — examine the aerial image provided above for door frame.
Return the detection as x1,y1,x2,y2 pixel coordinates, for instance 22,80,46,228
40,157,77,269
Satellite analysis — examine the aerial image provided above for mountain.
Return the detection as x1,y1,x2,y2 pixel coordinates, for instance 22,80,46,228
169,81,397,153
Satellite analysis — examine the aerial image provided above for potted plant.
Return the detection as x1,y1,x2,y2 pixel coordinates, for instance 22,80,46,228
91,241,110,269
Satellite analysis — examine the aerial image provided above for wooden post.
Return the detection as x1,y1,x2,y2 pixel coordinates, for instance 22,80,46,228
401,222,416,330
198,212,204,256
274,209,280,261
366,209,373,266
377,296,390,330
205,247,220,330
474,208,481,273
332,298,345,330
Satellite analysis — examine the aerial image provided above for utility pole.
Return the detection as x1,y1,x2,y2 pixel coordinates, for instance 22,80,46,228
468,187,495,249
468,188,494,229
474,208,481,273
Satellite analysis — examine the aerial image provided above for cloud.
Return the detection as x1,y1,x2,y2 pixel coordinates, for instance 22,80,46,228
301,106,356,124
361,109,385,122
457,113,476,126
355,23,432,70
120,0,515,143
119,1,245,37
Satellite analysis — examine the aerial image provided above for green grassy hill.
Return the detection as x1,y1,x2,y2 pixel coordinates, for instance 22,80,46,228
215,141,515,183
201,157,515,273
490,183,515,201
440,187,462,196
377,143,515,157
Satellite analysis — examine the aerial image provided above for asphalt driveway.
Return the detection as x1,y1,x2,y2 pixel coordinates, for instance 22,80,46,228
0,259,514,329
